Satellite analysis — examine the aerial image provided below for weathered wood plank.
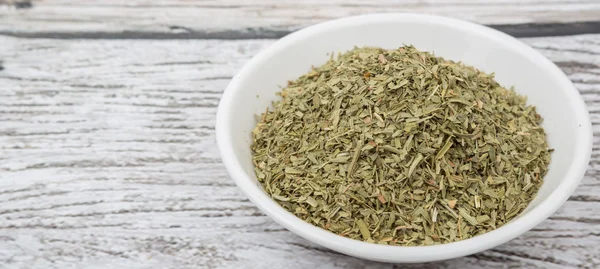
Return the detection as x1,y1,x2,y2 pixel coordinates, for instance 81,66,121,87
0,35,599,268
1,0,600,38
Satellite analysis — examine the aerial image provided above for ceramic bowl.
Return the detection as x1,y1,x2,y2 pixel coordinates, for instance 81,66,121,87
216,14,592,263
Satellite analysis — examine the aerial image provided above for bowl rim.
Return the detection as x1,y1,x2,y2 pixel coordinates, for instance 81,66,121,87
216,13,593,263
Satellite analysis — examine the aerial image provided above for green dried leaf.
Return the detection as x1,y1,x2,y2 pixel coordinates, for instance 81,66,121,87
458,208,478,226
357,219,372,241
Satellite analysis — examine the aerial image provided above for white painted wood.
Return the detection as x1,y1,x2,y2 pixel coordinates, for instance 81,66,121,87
0,34,598,268
0,0,599,34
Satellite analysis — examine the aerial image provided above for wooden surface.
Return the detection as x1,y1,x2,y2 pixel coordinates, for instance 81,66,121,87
1,0,600,38
0,1,599,268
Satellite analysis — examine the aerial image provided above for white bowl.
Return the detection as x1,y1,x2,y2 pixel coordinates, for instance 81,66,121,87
216,14,592,263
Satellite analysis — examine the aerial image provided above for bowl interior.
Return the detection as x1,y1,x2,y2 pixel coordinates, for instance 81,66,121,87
218,14,591,262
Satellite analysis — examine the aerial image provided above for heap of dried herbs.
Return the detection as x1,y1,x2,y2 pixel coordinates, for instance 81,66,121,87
251,46,551,246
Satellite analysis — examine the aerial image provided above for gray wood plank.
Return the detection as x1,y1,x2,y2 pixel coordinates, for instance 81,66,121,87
1,0,600,38
0,34,598,268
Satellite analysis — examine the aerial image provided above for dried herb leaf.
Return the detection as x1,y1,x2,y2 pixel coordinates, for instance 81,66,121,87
251,46,551,246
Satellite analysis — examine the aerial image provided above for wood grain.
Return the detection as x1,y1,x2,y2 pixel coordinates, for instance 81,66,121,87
0,34,598,268
1,0,600,38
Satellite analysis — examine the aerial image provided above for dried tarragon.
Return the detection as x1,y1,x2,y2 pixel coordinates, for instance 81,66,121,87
251,46,551,246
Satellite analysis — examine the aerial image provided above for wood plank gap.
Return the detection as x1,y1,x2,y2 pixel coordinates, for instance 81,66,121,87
0,21,599,40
